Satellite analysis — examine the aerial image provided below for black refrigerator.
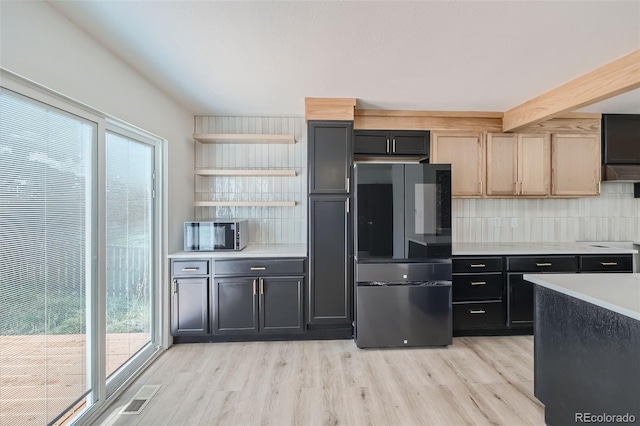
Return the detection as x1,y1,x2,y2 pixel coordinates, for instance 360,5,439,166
354,163,453,348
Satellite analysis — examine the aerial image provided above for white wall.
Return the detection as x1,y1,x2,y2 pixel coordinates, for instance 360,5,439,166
0,1,194,253
194,116,306,245
453,182,640,243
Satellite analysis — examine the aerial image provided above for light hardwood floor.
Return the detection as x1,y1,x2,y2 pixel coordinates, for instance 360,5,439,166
97,336,543,426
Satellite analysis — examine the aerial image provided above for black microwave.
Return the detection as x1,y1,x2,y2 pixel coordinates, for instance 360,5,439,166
184,221,248,251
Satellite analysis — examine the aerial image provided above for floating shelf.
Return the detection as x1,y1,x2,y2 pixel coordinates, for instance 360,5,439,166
193,133,296,144
194,168,297,177
195,201,297,207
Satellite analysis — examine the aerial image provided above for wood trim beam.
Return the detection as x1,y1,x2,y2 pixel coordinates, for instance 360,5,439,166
355,109,504,118
503,49,640,132
305,98,356,121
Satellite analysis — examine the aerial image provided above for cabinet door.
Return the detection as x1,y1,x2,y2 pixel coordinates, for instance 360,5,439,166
551,134,600,196
171,278,209,335
486,133,517,196
431,132,484,197
213,277,258,334
507,274,533,326
518,134,550,196
260,277,304,334
308,121,352,194
354,131,389,155
308,196,351,325
390,131,429,155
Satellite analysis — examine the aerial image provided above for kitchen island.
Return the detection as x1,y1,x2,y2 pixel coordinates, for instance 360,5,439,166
523,273,640,426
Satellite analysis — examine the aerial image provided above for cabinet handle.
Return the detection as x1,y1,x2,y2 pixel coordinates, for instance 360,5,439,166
250,267,266,271
253,279,257,295
259,278,264,295
478,181,483,194
386,139,390,153
600,262,618,266
536,263,552,267
392,139,396,153
515,182,519,195
346,177,350,192
521,181,524,195
181,267,199,272
346,198,350,213
172,279,177,294
469,309,486,314
470,281,487,286
470,264,485,268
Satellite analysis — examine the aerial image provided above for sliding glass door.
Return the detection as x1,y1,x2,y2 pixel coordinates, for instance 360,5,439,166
105,130,156,379
0,88,96,425
0,78,163,425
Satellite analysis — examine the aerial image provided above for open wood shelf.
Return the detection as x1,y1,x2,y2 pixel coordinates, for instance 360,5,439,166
194,169,297,177
194,201,297,207
193,133,296,144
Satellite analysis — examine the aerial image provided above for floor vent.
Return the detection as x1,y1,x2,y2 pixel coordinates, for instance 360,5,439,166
120,385,161,415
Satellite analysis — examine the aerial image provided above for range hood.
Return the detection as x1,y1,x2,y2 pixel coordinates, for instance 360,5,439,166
601,114,640,182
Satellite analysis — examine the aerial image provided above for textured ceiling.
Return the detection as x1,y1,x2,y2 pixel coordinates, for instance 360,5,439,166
50,1,640,117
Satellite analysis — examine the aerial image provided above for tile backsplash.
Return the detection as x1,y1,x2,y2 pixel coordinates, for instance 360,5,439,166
453,182,640,243
194,116,307,245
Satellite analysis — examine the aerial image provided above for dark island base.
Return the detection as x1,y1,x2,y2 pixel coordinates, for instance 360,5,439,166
173,327,353,344
534,286,640,426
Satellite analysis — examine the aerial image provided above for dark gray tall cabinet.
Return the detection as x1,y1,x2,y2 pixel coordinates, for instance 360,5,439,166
307,121,353,335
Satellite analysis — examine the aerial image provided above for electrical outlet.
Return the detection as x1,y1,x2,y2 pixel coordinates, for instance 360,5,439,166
494,218,501,227
511,218,518,228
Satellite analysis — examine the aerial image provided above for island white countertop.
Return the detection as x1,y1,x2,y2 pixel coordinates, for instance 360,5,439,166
453,241,638,256
524,273,640,321
169,244,307,259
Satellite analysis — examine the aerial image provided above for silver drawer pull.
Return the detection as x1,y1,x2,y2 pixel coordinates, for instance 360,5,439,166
470,281,487,286
536,263,552,267
250,267,266,271
470,264,485,268
181,267,199,271
600,262,618,266
469,309,486,314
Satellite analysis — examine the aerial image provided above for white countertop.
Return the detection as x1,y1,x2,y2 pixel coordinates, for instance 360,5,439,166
524,273,640,321
453,241,638,255
169,244,307,259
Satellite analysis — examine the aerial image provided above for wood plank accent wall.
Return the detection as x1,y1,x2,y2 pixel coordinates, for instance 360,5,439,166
305,98,356,121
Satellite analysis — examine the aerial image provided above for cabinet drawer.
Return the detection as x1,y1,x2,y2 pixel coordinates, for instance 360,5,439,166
214,258,305,276
453,257,502,273
580,255,633,272
172,260,209,276
452,273,502,302
453,302,504,329
507,256,576,272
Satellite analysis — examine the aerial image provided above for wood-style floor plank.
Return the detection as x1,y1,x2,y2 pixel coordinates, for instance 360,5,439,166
97,336,544,426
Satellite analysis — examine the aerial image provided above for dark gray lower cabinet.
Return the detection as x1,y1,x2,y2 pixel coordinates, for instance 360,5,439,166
308,196,351,325
213,277,258,335
212,258,306,337
213,276,304,335
507,274,534,326
260,277,304,333
171,277,209,335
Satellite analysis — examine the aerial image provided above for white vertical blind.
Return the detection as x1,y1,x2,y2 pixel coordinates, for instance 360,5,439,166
0,89,96,424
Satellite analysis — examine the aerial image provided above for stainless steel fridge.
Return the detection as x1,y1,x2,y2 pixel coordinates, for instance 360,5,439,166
354,163,453,348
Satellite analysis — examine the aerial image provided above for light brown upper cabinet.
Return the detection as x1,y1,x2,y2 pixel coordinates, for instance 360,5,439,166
486,133,550,197
551,134,601,197
431,132,484,197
